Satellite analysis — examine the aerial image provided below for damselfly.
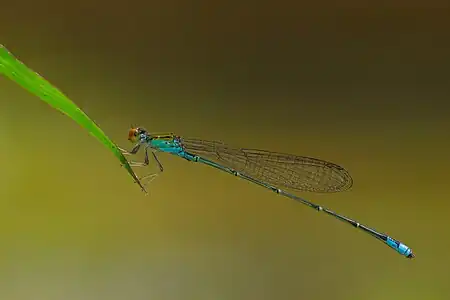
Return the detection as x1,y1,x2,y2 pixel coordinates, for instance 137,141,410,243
120,127,414,259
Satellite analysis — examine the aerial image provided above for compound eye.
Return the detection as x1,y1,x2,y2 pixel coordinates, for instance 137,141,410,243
137,128,147,135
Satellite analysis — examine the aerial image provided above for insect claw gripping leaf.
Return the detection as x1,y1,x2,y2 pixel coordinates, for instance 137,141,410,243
0,44,146,193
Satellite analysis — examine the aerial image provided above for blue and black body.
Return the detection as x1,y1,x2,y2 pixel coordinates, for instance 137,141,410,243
121,127,414,259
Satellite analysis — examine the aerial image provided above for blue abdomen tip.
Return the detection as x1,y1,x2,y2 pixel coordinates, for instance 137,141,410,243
386,237,413,258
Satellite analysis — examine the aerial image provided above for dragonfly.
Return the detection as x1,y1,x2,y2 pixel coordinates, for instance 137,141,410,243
119,126,415,259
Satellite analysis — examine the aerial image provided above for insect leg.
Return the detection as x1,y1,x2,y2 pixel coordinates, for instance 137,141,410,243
118,143,141,156
138,150,165,187
152,152,164,172
128,146,150,167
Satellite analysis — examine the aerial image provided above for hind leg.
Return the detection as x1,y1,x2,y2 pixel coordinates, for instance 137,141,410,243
129,149,164,187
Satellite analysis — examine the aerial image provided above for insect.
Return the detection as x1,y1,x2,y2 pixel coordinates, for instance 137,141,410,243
120,126,414,259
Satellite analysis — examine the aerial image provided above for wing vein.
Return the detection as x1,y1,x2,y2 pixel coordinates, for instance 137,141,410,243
181,138,353,193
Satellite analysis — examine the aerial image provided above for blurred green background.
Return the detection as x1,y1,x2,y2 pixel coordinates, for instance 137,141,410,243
1,1,449,299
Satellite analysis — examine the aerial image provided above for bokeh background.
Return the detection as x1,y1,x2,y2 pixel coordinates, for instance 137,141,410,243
1,1,449,299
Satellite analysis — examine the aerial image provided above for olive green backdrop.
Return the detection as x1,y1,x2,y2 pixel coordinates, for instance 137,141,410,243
1,1,449,300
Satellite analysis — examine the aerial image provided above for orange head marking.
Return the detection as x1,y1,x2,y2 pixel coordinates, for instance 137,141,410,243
128,127,139,143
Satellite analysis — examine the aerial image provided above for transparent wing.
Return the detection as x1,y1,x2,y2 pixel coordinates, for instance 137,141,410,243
181,138,353,193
